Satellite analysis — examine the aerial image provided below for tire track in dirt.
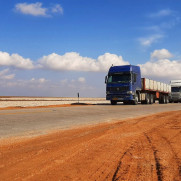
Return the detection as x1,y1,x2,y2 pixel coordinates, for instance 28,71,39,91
1,111,181,181
144,116,181,181
112,146,133,181
144,133,163,181
111,111,181,181
111,135,158,181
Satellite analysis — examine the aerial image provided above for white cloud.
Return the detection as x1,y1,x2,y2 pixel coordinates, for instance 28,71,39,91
1,49,181,96
149,9,173,18
78,77,86,83
31,78,47,83
139,9,180,47
151,49,173,60
139,49,181,81
15,2,47,16
0,69,15,80
0,51,34,69
15,2,63,17
139,34,163,47
38,52,129,72
51,4,63,14
0,77,47,89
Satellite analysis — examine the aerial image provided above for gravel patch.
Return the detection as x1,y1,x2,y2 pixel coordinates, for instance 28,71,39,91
0,97,110,108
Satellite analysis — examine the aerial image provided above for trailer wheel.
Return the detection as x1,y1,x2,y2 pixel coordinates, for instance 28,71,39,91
149,94,154,104
141,94,149,104
145,94,150,104
111,100,117,105
163,95,168,104
165,96,169,104
153,95,156,103
159,95,164,104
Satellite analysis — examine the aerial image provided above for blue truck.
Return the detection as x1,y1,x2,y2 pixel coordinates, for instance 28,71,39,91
105,65,171,105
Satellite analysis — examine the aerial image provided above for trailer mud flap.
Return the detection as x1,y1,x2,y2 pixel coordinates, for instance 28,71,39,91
156,92,159,99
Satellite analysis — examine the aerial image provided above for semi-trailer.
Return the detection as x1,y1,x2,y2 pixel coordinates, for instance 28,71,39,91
105,65,171,105
169,80,181,103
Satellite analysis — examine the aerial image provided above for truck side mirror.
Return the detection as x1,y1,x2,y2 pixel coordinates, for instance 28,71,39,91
105,76,107,84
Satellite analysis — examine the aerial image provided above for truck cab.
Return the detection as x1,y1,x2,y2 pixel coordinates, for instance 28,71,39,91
170,80,181,103
105,65,141,105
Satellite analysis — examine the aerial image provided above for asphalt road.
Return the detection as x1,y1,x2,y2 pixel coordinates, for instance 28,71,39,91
0,103,181,139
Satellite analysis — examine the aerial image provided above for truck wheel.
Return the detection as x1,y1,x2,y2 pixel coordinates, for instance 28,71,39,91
165,96,169,104
163,95,168,104
111,100,117,105
132,94,138,105
145,94,149,104
141,94,149,104
159,95,164,104
123,101,128,105
149,94,154,104
153,95,156,103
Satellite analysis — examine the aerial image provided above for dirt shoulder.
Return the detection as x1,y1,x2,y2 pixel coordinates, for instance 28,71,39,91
0,104,90,111
0,111,181,181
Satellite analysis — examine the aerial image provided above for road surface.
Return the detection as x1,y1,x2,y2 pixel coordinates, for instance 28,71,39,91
0,103,181,138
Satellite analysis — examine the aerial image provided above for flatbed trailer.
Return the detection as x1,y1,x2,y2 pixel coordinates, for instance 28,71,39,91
140,78,171,104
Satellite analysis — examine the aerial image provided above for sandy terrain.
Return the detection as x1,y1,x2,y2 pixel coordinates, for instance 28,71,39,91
0,110,181,181
0,97,109,108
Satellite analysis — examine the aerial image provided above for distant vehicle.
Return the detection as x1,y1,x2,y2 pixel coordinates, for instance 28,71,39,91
105,65,171,105
169,80,181,103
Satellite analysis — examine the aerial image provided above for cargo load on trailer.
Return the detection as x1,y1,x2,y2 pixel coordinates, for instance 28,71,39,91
170,80,181,103
105,65,171,105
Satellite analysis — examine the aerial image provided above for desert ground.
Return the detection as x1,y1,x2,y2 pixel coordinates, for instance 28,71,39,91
0,97,109,108
0,97,181,181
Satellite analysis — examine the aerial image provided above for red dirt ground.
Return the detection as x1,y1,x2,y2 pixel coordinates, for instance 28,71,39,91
0,111,181,181
0,104,90,110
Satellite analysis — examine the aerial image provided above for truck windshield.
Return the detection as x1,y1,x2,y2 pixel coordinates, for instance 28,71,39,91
108,73,131,83
171,87,181,92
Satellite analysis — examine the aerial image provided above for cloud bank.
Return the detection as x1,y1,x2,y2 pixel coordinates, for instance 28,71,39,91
139,49,181,81
0,51,34,69
0,49,181,82
38,52,129,72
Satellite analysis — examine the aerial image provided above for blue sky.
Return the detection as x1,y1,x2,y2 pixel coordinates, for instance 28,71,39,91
0,0,181,97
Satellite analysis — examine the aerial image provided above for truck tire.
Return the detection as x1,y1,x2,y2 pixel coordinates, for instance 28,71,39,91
123,101,128,105
165,96,169,104
132,94,138,105
159,95,164,104
163,95,168,104
149,94,154,104
111,100,117,105
141,94,149,104
153,95,156,103
163,96,166,104
145,94,149,104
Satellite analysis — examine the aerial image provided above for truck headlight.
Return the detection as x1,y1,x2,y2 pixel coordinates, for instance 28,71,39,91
127,91,132,94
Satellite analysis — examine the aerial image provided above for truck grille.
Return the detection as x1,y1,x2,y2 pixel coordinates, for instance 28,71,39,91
107,86,129,93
